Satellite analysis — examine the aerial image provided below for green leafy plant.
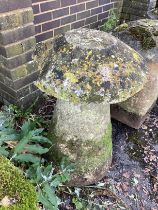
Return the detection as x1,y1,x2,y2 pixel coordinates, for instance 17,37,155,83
101,10,118,32
0,102,48,131
0,120,51,164
27,161,73,210
0,106,73,210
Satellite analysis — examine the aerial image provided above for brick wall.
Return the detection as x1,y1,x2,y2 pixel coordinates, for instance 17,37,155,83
0,0,123,107
32,0,123,42
0,0,40,107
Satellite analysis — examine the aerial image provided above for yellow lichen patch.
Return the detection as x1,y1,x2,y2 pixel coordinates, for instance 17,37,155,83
92,74,103,86
86,83,92,91
133,51,142,63
35,81,45,91
124,62,137,76
64,72,78,83
115,23,129,32
85,50,93,60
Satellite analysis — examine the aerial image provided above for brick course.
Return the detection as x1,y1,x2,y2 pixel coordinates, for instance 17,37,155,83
32,0,123,42
0,0,123,107
0,0,40,107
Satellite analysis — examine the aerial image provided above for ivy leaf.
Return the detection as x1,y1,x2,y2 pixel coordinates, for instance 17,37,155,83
72,197,83,210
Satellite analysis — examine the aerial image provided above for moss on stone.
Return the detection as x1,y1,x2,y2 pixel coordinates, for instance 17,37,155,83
6,44,23,58
78,122,112,174
50,122,112,175
127,132,145,162
0,156,37,210
129,22,157,50
115,23,129,32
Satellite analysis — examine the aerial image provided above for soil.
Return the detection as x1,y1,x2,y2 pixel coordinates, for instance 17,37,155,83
104,100,158,210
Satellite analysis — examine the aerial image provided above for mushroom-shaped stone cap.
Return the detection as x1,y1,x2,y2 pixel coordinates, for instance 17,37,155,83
35,28,148,104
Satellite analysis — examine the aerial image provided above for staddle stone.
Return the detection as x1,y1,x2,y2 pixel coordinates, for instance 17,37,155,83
36,28,148,104
50,100,112,186
114,19,158,62
111,63,158,129
111,19,158,128
35,28,148,186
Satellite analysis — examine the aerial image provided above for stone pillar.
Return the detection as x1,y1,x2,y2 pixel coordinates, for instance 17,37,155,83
0,0,39,107
49,100,112,186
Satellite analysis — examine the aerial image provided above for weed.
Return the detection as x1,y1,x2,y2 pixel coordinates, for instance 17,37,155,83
101,10,118,32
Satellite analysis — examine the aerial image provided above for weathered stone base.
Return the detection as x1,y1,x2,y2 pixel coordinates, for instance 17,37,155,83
111,65,158,129
49,99,112,186
111,102,156,129
68,154,112,186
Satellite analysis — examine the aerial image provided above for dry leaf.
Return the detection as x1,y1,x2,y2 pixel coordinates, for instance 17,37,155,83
134,173,141,178
0,196,14,207
6,141,18,149
122,172,130,179
121,183,129,192
149,155,157,162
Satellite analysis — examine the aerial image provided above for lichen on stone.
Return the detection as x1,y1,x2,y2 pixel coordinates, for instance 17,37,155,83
35,28,148,104
0,156,37,210
114,19,158,50
115,23,129,32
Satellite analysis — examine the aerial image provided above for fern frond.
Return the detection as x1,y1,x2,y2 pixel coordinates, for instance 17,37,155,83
26,144,49,154
14,136,31,154
31,136,51,144
14,154,41,163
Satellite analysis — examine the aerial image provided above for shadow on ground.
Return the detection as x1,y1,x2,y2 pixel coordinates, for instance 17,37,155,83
102,100,158,210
